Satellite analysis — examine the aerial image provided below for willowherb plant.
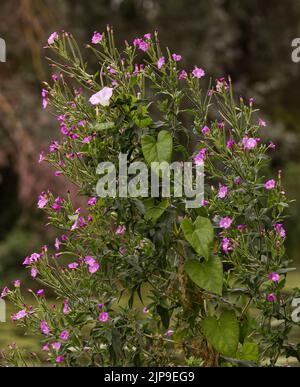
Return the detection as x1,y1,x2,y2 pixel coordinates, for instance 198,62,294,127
1,27,300,367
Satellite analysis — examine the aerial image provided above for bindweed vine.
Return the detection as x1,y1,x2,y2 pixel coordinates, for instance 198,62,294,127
1,27,300,367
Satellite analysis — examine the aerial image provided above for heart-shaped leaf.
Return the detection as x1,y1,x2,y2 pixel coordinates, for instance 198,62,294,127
181,216,214,260
202,310,239,357
141,130,173,165
185,257,223,295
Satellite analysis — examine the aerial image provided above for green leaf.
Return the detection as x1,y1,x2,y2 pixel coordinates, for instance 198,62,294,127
156,305,170,329
144,198,169,224
185,257,223,295
181,216,214,260
94,121,115,131
141,130,173,165
132,105,152,128
202,311,240,357
238,340,259,362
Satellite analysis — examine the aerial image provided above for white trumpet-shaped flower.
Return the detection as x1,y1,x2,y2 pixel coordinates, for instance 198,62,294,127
89,87,113,106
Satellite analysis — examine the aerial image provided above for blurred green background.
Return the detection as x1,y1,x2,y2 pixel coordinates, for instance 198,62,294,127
0,0,300,356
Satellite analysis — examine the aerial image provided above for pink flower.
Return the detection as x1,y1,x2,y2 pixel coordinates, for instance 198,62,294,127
143,307,149,314
84,256,95,265
139,40,150,52
259,118,267,127
52,73,59,82
48,32,58,45
172,53,182,61
99,312,109,322
266,293,277,302
216,77,229,92
157,57,165,70
49,141,59,153
23,257,30,266
274,223,286,239
31,267,38,279
237,224,246,232
91,31,102,44
38,151,45,163
78,217,87,227
133,38,150,52
242,137,257,150
12,309,27,321
60,125,69,135
51,342,61,351
56,356,64,364
88,197,97,206
164,329,174,337
222,238,232,253
31,253,41,263
265,179,276,190
269,141,276,150
13,280,21,288
42,344,50,351
218,185,228,199
36,289,45,297
63,299,70,315
219,217,233,229
40,320,51,335
71,220,78,230
193,148,207,166
41,89,49,109
201,199,209,207
37,193,48,209
78,120,87,127
55,238,60,251
1,287,9,298
60,330,70,341
201,126,210,135
23,252,40,267
61,234,68,242
52,196,63,211
226,138,235,149
234,177,241,185
57,114,65,123
144,33,151,40
83,136,93,143
115,225,126,235
268,272,280,282
83,255,100,273
178,70,187,80
89,263,100,274
133,38,141,47
192,66,205,79
68,262,78,270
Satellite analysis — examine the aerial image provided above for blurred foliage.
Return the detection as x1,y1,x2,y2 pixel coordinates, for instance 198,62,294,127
0,0,300,281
